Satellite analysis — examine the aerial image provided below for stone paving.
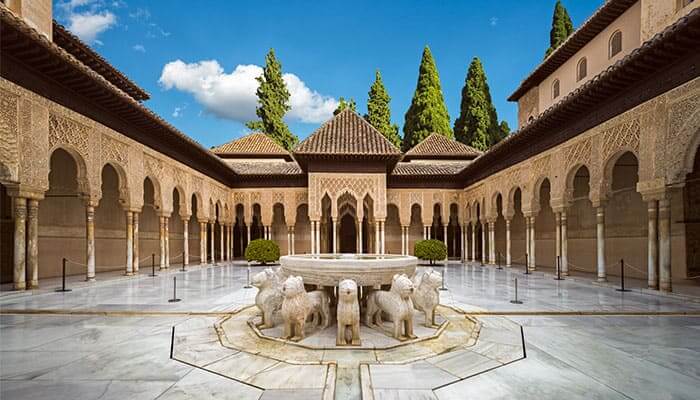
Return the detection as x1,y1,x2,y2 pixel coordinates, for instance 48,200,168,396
1,261,700,399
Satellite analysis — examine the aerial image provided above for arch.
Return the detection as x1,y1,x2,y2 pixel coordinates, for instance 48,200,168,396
551,79,560,100
601,149,640,200
271,203,287,253
530,175,552,213
681,128,700,183
188,194,202,261
49,147,90,196
191,192,204,220
608,30,622,58
295,203,311,254
172,186,187,218
233,203,247,258
576,57,587,81
143,176,162,210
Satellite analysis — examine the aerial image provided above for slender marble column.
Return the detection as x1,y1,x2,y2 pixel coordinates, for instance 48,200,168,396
525,217,530,268
530,217,537,270
13,197,27,290
183,218,189,267
210,222,216,263
358,219,363,254
647,201,658,289
287,226,292,255
27,199,39,288
332,218,337,254
505,219,512,267
164,217,170,269
125,211,134,275
159,216,166,269
471,223,476,262
220,223,225,263
596,206,606,282
489,221,496,264
86,202,96,280
375,222,381,254
290,225,295,255
443,224,448,248
199,222,206,265
401,226,406,255
481,222,486,264
229,225,233,259
561,211,568,275
555,212,562,270
133,212,139,273
316,220,321,254
310,221,315,254
659,198,672,292
381,221,385,254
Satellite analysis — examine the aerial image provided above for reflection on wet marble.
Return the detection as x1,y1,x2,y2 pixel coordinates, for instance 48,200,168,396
1,262,699,399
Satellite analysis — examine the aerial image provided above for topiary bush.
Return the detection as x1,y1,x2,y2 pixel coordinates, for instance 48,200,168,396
414,239,447,265
245,239,280,265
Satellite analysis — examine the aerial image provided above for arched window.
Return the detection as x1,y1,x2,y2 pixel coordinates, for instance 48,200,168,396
576,57,587,82
552,79,560,100
609,30,622,58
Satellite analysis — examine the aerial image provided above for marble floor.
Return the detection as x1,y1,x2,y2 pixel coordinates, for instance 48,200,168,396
1,261,699,399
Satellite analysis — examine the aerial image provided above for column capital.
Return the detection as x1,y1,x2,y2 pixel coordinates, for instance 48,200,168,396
181,214,191,222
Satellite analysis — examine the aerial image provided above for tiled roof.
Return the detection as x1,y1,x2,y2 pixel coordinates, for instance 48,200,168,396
404,133,481,160
509,0,636,101
391,162,470,176
212,133,291,158
226,161,303,176
52,21,149,101
294,109,402,156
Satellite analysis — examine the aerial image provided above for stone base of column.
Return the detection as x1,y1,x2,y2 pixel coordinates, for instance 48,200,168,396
86,277,96,282
28,281,39,289
597,276,607,282
13,282,26,291
125,272,135,276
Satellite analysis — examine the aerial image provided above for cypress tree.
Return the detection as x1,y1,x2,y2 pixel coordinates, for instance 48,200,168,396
402,46,452,151
365,70,401,147
545,1,574,57
453,57,500,151
498,120,511,141
255,49,298,150
333,97,357,115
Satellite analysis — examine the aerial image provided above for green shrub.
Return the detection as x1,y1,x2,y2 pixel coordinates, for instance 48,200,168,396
245,239,280,265
414,239,447,265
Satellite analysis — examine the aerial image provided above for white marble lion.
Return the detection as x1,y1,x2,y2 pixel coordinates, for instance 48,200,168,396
365,274,416,341
411,268,442,327
336,279,361,346
280,275,329,341
252,267,283,329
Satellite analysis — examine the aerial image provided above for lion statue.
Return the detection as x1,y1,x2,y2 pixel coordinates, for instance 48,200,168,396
252,267,283,329
336,279,361,346
411,268,442,327
365,274,416,341
280,275,329,341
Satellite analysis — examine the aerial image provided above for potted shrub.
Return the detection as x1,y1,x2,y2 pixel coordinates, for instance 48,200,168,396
414,239,447,265
244,239,280,265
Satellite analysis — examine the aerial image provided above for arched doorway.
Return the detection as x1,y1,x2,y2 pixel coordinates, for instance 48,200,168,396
339,213,357,253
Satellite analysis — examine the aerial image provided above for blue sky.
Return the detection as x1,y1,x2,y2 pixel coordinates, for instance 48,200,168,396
54,0,603,149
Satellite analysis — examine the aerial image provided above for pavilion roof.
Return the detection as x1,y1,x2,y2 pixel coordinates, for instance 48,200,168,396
404,133,481,160
212,133,293,160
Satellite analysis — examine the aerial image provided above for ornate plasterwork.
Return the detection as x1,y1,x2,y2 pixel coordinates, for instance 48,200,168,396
101,134,129,167
143,153,164,180
601,117,641,162
564,137,592,171
308,173,386,220
0,90,19,181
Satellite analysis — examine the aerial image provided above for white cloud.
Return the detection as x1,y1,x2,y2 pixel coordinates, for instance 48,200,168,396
159,60,337,124
172,106,184,117
132,44,146,53
490,17,498,27
68,11,116,43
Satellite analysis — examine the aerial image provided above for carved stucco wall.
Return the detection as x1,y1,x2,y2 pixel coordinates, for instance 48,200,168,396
308,173,386,221
0,78,231,222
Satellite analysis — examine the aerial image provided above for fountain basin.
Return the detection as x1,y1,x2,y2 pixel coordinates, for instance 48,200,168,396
279,254,417,286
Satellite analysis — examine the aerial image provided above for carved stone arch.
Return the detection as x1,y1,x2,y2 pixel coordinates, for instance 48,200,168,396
49,145,92,199
223,203,230,224
143,174,163,211
215,199,224,222
563,163,591,205
505,185,521,218
528,176,553,214
101,161,130,208
191,191,205,220
171,185,188,218
488,190,503,220
674,106,700,185
598,148,640,203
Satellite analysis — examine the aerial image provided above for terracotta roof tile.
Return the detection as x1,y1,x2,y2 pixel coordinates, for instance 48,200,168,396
294,109,402,156
391,162,470,176
404,133,482,159
226,161,302,176
212,133,291,157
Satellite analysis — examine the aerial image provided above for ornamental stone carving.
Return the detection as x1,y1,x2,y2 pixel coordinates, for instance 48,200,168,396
601,117,641,162
0,90,19,181
336,279,361,346
280,276,329,341
252,267,284,329
411,268,442,328
101,134,129,167
365,274,416,341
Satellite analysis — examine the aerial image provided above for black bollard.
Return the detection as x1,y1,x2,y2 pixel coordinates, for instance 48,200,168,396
439,261,448,291
510,277,523,304
151,253,157,277
497,252,503,270
616,258,630,292
554,255,564,280
55,258,72,292
168,276,181,302
243,263,252,289
525,253,530,275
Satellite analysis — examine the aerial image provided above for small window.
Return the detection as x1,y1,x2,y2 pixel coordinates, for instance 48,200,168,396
576,57,587,82
552,79,560,100
609,31,622,58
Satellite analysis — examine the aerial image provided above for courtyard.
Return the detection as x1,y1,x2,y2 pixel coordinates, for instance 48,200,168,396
1,260,699,400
